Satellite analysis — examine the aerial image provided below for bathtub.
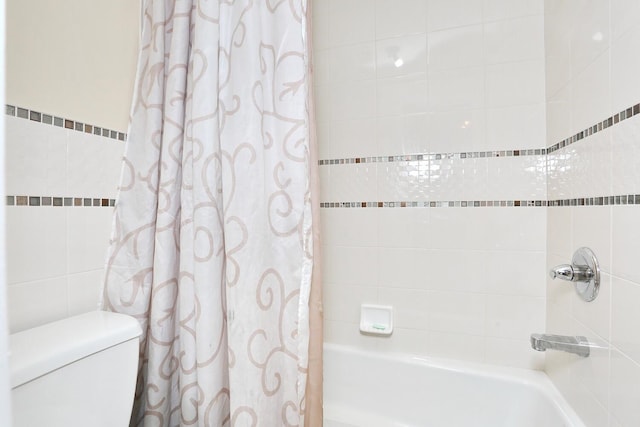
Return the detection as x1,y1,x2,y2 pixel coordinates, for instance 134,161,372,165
323,344,585,427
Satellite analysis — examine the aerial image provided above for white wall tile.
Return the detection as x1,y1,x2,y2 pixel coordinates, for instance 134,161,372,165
484,250,546,297
377,208,431,248
544,3,572,98
480,208,546,252
320,209,378,248
569,0,610,80
545,86,572,147
314,87,331,126
485,60,545,107
426,0,483,32
5,117,68,196
330,80,377,121
8,277,68,333
485,104,546,151
427,291,486,335
378,287,431,329
327,0,375,47
67,132,123,198
376,114,430,156
427,25,484,71
428,67,484,111
611,24,640,113
330,118,378,158
572,206,611,273
322,245,379,287
427,331,485,362
312,49,330,88
484,15,544,64
324,284,378,323
6,207,67,284
427,109,486,153
67,208,113,274
611,117,640,196
611,0,640,41
425,249,488,293
378,248,429,288
312,0,329,51
568,321,611,413
570,51,611,135
483,0,543,22
67,270,103,316
329,42,376,83
612,206,640,284
377,161,429,201
327,163,377,201
376,34,428,79
547,207,573,258
572,272,611,342
375,0,428,39
485,155,546,200
611,276,640,365
377,74,429,117
485,295,545,340
610,350,640,426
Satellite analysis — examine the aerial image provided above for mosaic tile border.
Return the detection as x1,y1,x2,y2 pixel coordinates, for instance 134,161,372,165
6,195,116,207
318,102,640,166
321,194,640,208
5,104,127,142
321,200,547,208
547,103,640,154
319,149,544,166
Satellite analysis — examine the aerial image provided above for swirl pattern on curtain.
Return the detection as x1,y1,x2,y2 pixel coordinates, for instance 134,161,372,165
102,1,314,425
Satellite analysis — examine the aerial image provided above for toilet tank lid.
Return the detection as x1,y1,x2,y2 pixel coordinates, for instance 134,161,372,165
10,311,142,388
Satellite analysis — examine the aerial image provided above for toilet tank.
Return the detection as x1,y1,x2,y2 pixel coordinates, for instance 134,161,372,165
10,311,142,427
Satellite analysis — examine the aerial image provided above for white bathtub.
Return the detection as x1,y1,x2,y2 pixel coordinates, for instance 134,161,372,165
323,344,585,427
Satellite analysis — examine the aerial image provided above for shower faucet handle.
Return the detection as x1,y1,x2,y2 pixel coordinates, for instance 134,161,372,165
549,247,601,302
549,264,593,282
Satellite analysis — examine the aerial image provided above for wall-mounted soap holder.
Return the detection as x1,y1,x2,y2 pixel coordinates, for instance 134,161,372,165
549,247,600,302
359,304,393,336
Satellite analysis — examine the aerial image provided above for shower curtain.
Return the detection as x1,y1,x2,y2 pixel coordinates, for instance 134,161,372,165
102,1,322,425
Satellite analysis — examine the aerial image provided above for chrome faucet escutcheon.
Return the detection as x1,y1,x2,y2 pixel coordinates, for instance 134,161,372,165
549,247,600,302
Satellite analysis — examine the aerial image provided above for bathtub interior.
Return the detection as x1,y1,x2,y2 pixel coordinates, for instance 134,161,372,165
323,344,585,427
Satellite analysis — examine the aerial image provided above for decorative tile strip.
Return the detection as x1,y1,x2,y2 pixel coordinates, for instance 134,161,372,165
5,104,127,142
320,200,547,208
6,195,116,207
318,149,544,166
319,195,640,208
547,103,640,154
548,194,640,206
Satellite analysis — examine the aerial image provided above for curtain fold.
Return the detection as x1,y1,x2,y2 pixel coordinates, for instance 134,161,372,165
102,1,321,425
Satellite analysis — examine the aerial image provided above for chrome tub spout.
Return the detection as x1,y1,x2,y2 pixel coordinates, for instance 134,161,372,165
530,333,590,357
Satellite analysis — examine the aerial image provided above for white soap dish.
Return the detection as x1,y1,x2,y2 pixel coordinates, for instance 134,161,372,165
359,304,393,336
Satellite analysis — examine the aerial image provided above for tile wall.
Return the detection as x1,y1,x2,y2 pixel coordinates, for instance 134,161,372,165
545,1,640,426
4,108,124,332
314,0,548,369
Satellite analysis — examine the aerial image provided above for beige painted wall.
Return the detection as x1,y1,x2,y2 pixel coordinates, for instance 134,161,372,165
6,0,139,131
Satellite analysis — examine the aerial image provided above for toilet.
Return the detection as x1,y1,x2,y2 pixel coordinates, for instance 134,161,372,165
9,311,142,427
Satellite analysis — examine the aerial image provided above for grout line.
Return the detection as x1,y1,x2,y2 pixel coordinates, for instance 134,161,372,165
5,104,127,142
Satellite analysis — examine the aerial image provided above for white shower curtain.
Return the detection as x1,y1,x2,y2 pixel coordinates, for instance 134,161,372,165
102,1,320,425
